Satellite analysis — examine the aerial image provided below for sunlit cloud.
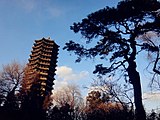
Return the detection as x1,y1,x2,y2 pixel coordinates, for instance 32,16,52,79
53,80,68,90
53,66,89,90
143,92,160,101
56,66,89,82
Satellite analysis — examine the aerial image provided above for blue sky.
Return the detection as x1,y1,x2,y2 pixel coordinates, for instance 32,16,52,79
0,0,160,111
0,0,120,68
0,0,120,89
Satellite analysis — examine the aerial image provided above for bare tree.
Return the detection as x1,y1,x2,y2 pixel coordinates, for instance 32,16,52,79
85,88,134,120
91,76,134,110
0,61,24,106
139,33,160,91
51,84,84,120
86,90,104,109
52,84,83,109
0,61,24,110
20,64,38,94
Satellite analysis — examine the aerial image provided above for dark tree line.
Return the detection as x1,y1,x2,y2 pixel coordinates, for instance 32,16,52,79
0,61,133,120
0,62,160,120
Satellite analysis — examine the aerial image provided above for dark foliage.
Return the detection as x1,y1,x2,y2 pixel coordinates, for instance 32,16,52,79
64,0,160,120
0,92,160,120
147,111,160,120
48,104,74,120
86,108,134,120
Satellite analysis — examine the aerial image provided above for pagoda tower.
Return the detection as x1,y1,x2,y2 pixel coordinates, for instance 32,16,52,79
26,37,59,98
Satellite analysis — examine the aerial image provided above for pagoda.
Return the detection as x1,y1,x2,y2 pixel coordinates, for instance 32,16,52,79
26,37,59,98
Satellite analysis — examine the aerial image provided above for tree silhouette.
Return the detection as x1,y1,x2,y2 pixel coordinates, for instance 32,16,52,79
85,90,134,120
64,0,160,120
91,76,134,107
86,91,104,110
0,61,25,120
0,61,24,106
51,84,84,120
48,104,74,120
52,84,83,109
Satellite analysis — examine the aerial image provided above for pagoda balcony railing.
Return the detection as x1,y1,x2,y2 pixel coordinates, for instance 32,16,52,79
41,82,47,86
33,43,54,50
41,53,52,57
42,49,53,53
32,44,42,49
42,44,54,49
29,59,39,64
30,51,41,57
40,72,48,76
35,40,42,44
31,64,38,69
29,56,40,61
30,52,53,58
39,66,49,70
40,77,47,80
40,57,51,61
31,47,41,53
39,61,50,66
43,40,54,45
44,44,54,48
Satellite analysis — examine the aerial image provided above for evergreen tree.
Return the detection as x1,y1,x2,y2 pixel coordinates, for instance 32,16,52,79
64,0,160,119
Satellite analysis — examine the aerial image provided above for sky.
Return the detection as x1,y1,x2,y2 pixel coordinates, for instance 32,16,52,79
0,0,160,111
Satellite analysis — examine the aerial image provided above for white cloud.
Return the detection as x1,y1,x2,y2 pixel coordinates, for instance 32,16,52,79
143,92,160,101
143,92,160,111
53,80,68,90
53,66,89,90
56,66,89,82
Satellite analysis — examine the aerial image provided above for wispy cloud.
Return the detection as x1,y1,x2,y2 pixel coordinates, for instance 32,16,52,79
143,92,160,101
14,0,64,18
15,0,36,12
46,7,63,18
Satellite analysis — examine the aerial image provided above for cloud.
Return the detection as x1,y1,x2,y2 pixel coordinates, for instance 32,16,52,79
53,80,68,90
53,66,89,90
143,92,160,101
56,66,89,82
14,0,64,18
143,92,160,111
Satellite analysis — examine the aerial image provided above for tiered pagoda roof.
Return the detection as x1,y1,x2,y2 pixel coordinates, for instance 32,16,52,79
27,37,59,97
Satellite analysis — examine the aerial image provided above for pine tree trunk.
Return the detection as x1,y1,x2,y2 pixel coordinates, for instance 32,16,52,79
127,61,146,120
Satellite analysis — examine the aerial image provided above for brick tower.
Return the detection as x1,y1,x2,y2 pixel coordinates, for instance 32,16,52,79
27,37,59,98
